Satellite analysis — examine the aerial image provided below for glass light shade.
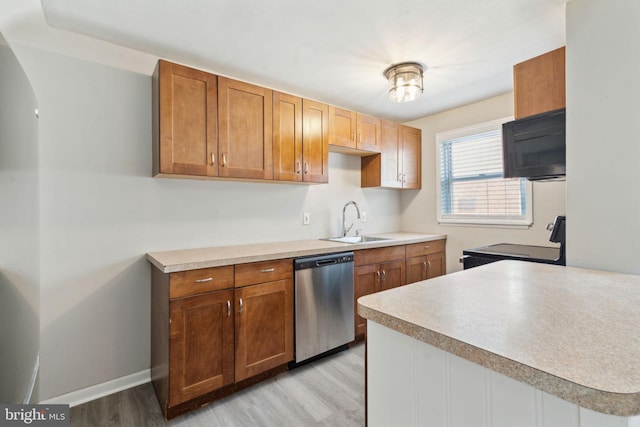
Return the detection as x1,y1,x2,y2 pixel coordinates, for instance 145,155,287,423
384,62,425,103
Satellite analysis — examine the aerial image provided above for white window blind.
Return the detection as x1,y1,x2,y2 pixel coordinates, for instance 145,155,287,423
437,118,532,226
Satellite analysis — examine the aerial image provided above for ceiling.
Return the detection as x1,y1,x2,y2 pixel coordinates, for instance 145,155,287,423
39,0,567,122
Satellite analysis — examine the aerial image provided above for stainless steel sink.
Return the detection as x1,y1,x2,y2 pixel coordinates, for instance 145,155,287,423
322,236,392,244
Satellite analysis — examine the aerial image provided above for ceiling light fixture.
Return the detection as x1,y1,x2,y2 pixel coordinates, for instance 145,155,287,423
383,62,425,103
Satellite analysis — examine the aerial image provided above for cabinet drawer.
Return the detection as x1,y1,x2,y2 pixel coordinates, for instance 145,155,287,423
169,266,234,299
405,240,446,258
235,259,293,287
354,245,405,267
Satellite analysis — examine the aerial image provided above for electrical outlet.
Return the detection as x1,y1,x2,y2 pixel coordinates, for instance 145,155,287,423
361,211,367,222
303,212,311,225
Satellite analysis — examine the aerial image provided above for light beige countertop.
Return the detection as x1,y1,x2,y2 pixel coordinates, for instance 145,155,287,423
147,232,446,273
358,260,640,416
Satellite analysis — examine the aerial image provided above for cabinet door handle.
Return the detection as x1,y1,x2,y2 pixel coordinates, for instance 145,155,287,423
261,268,275,273
239,298,244,314
211,152,215,166
352,132,356,141
222,153,227,167
381,270,386,281
304,163,309,174
375,271,381,282
227,300,231,317
424,245,430,250
422,261,427,274
296,162,301,174
194,277,213,283
427,261,432,272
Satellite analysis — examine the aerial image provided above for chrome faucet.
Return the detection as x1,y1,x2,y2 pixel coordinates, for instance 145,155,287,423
342,201,361,237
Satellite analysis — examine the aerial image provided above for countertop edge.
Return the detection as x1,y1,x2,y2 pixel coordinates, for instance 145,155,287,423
357,302,640,417
146,232,447,273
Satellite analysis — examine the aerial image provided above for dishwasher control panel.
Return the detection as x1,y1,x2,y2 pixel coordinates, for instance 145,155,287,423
294,252,354,270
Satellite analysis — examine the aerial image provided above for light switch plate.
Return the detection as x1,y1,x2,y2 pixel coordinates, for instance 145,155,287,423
303,212,310,225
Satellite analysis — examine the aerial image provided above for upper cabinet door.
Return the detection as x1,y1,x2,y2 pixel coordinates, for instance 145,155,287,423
273,92,303,182
380,120,402,188
356,114,381,153
218,77,273,180
514,46,566,119
328,106,357,149
302,99,329,183
155,60,217,177
361,123,421,189
400,126,421,189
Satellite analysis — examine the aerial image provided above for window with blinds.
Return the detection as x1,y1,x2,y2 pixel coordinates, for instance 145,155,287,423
436,118,532,226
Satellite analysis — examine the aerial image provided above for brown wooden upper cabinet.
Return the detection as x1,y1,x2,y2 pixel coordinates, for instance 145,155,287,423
328,106,381,153
328,106,357,149
361,122,421,189
514,46,566,119
357,113,382,152
153,59,418,187
153,60,218,177
273,94,329,183
400,126,422,189
273,92,303,182
302,99,329,183
218,77,273,180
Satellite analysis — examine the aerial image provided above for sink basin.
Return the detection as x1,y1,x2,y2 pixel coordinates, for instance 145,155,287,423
322,236,392,244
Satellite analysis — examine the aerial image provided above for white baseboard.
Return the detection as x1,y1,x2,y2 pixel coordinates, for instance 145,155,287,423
40,369,150,407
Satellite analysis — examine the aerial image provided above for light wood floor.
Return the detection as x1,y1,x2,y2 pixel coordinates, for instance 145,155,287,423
70,342,365,426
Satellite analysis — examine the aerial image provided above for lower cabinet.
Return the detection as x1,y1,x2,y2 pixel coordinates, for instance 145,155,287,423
405,239,447,284
151,241,446,418
354,264,379,337
151,259,293,419
169,289,235,405
354,246,406,337
234,278,293,382
354,241,447,337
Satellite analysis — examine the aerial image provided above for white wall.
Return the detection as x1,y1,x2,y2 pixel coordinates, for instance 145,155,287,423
401,93,567,273
0,40,40,403
5,43,401,400
565,0,640,274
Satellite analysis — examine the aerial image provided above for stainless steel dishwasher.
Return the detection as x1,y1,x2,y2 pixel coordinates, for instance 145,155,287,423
293,252,355,364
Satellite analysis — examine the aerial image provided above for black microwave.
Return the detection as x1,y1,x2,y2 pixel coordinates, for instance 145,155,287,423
502,108,566,181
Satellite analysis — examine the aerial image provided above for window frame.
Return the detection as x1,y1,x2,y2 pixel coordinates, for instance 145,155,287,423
435,117,533,228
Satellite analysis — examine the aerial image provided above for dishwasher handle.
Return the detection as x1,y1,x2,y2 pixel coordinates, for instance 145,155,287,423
294,252,354,270
316,258,338,267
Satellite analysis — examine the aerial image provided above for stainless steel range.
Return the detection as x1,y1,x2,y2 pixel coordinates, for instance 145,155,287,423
461,216,566,269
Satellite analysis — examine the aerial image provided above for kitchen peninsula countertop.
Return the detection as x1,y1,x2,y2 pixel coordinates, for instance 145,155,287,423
358,260,640,416
147,232,446,273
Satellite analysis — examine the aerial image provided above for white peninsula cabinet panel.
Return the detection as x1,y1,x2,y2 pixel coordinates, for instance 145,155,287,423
367,322,640,427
